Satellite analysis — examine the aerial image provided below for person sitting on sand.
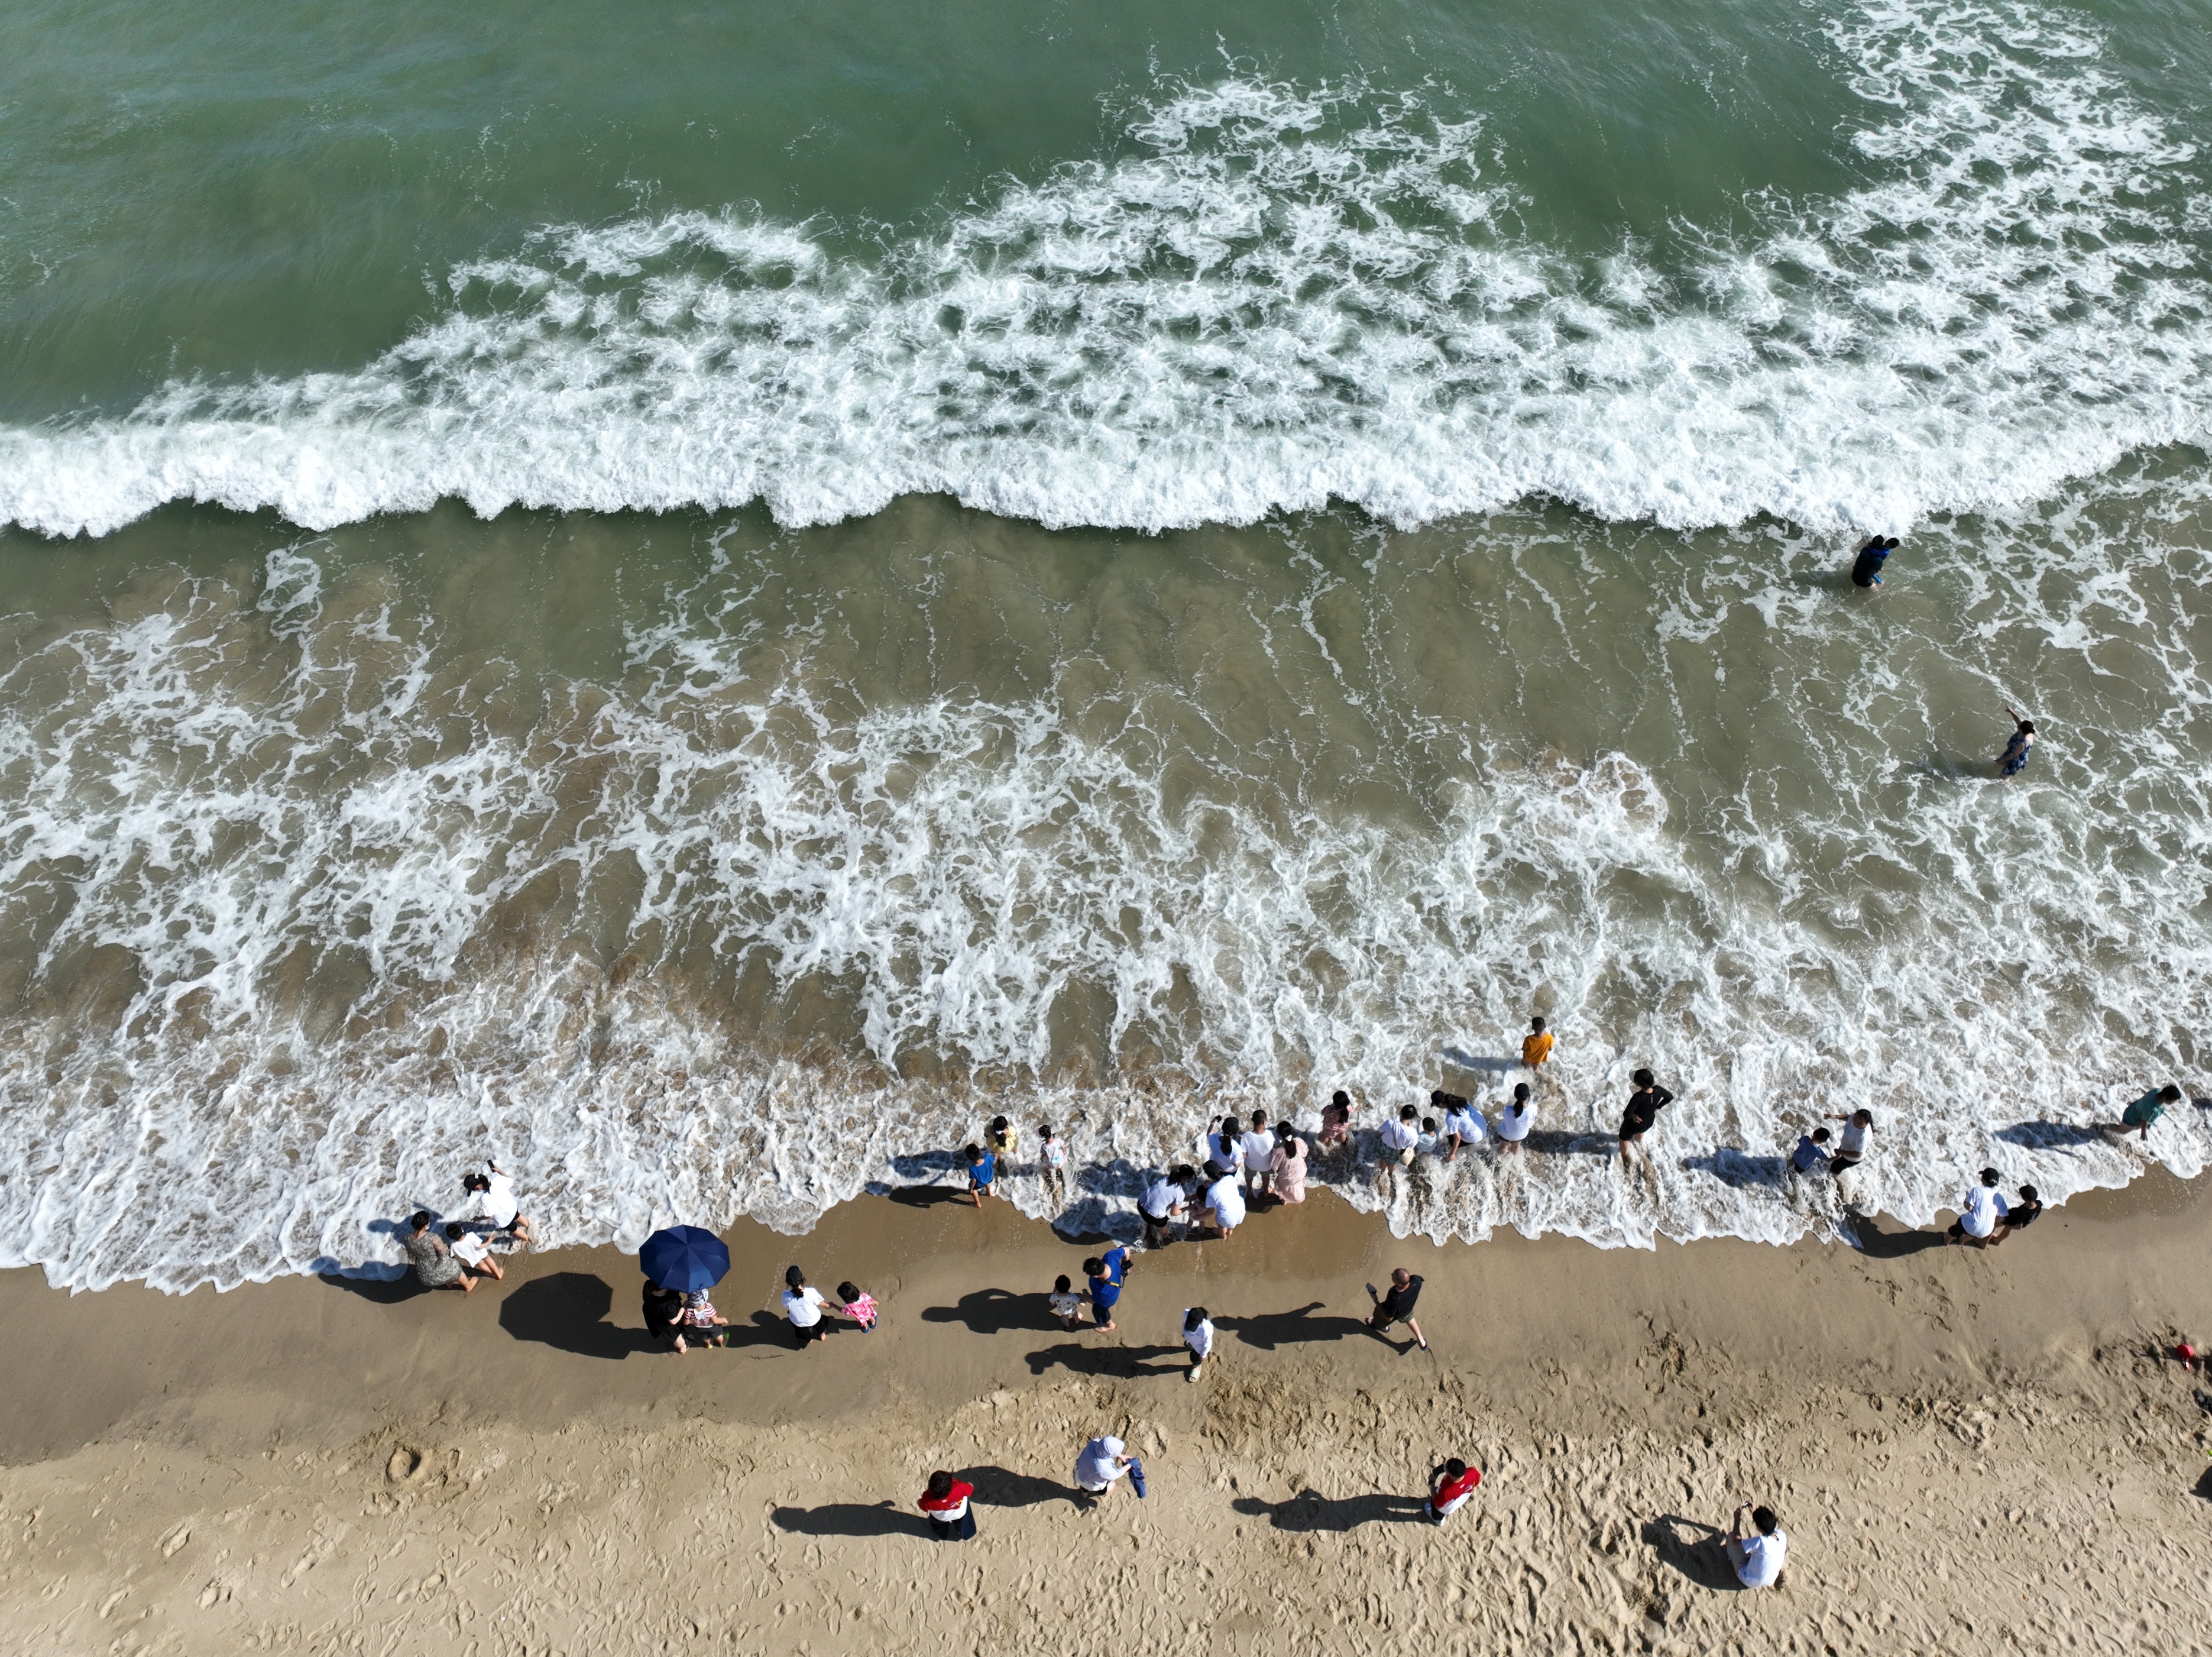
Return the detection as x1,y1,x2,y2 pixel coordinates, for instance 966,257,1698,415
782,1264,830,1348
1050,1274,1086,1330
445,1222,503,1281
918,1470,977,1542
1522,1017,1554,1071
1495,1084,1534,1154
401,1211,473,1291
1726,1503,1787,1587
1997,706,2036,778
1439,1093,1486,1161
1182,1306,1215,1383
462,1160,533,1245
1241,1111,1277,1199
679,1287,730,1348
1204,1164,1247,1240
1989,1184,2042,1246
1945,1168,2009,1248
1366,1267,1428,1351
1618,1069,1673,1164
2109,1084,2181,1141
1269,1128,1309,1203
1074,1435,1133,1504
1317,1090,1354,1150
1426,1457,1481,1524
963,1143,997,1208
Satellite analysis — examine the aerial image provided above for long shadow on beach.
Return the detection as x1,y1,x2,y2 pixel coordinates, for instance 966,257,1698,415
961,1466,1087,1508
1993,1121,2106,1150
1232,1490,1430,1533
318,1270,421,1305
498,1273,659,1360
1024,1341,1181,1378
922,1288,1047,1335
1220,1303,1369,1351
772,1500,927,1538
1848,1216,1948,1260
1524,1130,1614,1158
1641,1515,1745,1590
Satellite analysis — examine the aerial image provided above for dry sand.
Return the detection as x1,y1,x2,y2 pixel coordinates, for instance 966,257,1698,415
4,1176,2211,1656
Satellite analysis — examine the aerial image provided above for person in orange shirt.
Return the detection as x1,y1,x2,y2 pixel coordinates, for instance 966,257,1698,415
1521,1017,1554,1070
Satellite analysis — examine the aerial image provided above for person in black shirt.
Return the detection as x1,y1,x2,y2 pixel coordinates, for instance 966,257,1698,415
1990,1183,2042,1245
1620,1068,1675,1163
642,1279,686,1351
1366,1267,1428,1351
1850,536,1898,588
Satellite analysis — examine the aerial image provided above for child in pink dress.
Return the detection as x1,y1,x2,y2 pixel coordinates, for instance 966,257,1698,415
835,1281,879,1332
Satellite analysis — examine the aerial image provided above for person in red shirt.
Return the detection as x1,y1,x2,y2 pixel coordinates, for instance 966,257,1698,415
1426,1457,1481,1525
917,1470,976,1541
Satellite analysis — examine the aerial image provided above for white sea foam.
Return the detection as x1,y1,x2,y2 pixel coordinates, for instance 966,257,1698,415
1,0,2205,541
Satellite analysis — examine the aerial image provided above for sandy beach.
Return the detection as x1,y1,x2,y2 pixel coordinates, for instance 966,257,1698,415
4,1177,2209,1656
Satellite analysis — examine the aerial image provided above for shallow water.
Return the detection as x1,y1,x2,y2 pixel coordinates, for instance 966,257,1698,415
1,0,2208,1288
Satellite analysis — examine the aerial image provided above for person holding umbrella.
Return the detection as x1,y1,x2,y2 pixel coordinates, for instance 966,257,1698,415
639,1225,733,1353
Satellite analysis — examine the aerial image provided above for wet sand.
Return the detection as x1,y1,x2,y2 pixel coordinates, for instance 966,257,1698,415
4,1177,2210,1654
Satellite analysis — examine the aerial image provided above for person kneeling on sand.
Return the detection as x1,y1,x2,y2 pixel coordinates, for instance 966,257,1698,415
1075,1435,1134,1504
1946,1168,2008,1248
1726,1503,1787,1587
1426,1457,1481,1524
1139,1167,1192,1251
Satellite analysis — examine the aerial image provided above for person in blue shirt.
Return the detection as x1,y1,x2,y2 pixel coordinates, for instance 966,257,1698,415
1790,1128,1831,1174
1851,536,1897,587
1997,706,2036,778
964,1143,997,1208
1084,1245,1131,1332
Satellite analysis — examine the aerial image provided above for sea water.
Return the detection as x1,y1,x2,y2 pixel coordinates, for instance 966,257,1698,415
0,0,2207,1289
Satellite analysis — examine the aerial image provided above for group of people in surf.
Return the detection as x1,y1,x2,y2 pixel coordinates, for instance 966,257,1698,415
1851,536,2036,778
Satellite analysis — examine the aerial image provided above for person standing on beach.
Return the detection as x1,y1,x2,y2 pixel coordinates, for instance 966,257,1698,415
1139,1166,1193,1250
1790,1129,1830,1176
1050,1273,1086,1330
1075,1435,1134,1505
1240,1111,1278,1199
2109,1084,2181,1141
1038,1121,1068,1205
1850,536,1898,588
963,1143,997,1208
1495,1084,1534,1155
1366,1267,1428,1351
1725,1503,1787,1587
986,1115,1018,1168
1208,1115,1245,1179
1521,1017,1554,1072
782,1264,831,1347
918,1471,977,1541
1182,1306,1216,1383
462,1160,533,1245
1268,1129,1309,1203
1439,1093,1486,1161
1426,1457,1481,1524
1085,1245,1130,1332
401,1211,474,1292
1204,1163,1247,1240
1619,1069,1674,1164
1989,1184,2042,1245
1945,1168,2009,1248
1997,707,2036,778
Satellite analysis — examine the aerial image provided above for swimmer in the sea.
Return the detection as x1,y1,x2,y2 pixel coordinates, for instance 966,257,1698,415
1997,706,2036,778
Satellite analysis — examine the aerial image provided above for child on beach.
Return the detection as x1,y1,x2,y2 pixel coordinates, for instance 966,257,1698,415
1989,1185,2042,1245
1439,1093,1486,1161
1618,1069,1674,1163
445,1222,503,1281
1050,1274,1086,1329
1038,1121,1067,1203
1416,1115,1444,1157
1268,1127,1308,1203
1317,1090,1353,1150
964,1143,997,1207
681,1287,732,1347
1183,1305,1216,1383
835,1281,877,1331
1522,1017,1554,1071
1426,1458,1482,1524
1495,1084,1534,1154
1790,1128,1831,1173
986,1115,1018,1164
1241,1111,1277,1198
1997,705,2036,778
1727,1503,1788,1587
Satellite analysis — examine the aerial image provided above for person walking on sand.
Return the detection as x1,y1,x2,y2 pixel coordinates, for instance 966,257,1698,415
1618,1069,1674,1164
1204,1164,1247,1239
1182,1306,1216,1383
1997,707,2036,778
1725,1503,1788,1587
1439,1093,1486,1162
1945,1168,2009,1248
835,1280,878,1332
1426,1457,1482,1524
462,1160,533,1245
1075,1435,1134,1505
401,1211,475,1292
963,1143,997,1208
1521,1017,1554,1072
782,1264,831,1347
1366,1267,1428,1351
918,1470,977,1541
1085,1244,1131,1332
1495,1083,1534,1155
1268,1127,1309,1203
1240,1111,1278,1199
2109,1083,2181,1141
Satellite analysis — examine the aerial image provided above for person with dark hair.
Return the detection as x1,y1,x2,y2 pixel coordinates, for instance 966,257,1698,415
1380,1103,1420,1166
1824,1108,1873,1174
1241,1110,1278,1198
1990,1184,2042,1245
1726,1502,1787,1587
1850,536,1899,588
461,1159,533,1244
1521,1016,1554,1070
985,1115,1018,1168
1182,1305,1216,1383
1317,1090,1353,1150
1049,1273,1086,1330
963,1143,996,1208
1997,705,2036,778
1139,1166,1191,1250
1268,1130,1309,1203
1085,1244,1130,1332
1207,1115,1245,1180
1495,1083,1534,1154
918,1470,976,1541
642,1278,686,1351
445,1221,503,1281
401,1211,472,1290
835,1280,877,1331
2110,1084,2182,1141
782,1264,830,1347
1790,1128,1831,1175
1946,1168,2009,1247
1426,1457,1482,1524
1366,1267,1428,1351
1204,1162,1247,1240
1619,1069,1674,1163
1038,1121,1067,1205
1439,1092,1486,1161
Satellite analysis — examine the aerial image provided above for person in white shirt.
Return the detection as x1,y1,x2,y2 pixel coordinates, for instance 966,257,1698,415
1182,1306,1216,1382
1379,1105,1419,1166
1139,1169,1193,1251
1075,1434,1133,1501
1725,1503,1787,1587
1205,1170,1246,1239
1946,1167,2009,1248
1239,1112,1277,1198
1437,1093,1486,1161
781,1264,830,1348
1207,1116,1245,1179
1494,1084,1534,1154
461,1159,533,1244
443,1222,503,1281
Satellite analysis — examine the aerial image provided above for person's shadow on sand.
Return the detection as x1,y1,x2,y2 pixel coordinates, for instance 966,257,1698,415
771,1500,927,1538
921,1288,1047,1335
498,1274,662,1360
1023,1341,1181,1378
1641,1515,1749,1590
1220,1303,1369,1351
1232,1490,1430,1532
960,1467,1086,1508
1848,1215,1948,1260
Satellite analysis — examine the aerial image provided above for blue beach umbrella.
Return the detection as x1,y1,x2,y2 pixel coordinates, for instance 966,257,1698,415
640,1225,730,1292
